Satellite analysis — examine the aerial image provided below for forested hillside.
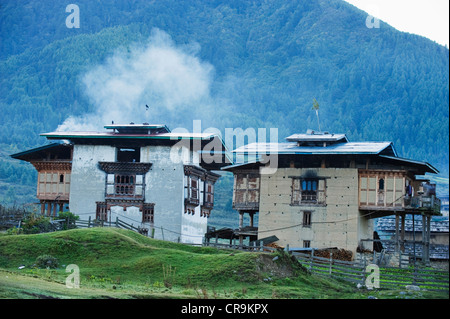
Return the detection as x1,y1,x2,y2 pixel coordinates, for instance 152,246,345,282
0,0,448,211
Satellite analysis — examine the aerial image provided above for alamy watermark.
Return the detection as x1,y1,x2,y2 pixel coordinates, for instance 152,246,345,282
66,4,80,29
365,264,380,289
169,120,279,174
65,264,80,288
365,4,380,29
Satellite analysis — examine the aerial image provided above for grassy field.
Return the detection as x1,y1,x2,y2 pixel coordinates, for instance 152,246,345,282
0,228,447,300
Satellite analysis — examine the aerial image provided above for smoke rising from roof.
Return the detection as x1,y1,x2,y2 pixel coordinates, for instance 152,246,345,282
57,28,218,132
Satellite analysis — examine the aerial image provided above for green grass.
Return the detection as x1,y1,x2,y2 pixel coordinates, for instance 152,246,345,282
0,228,447,299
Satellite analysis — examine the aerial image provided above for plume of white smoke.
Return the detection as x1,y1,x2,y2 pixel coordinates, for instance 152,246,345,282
57,28,215,132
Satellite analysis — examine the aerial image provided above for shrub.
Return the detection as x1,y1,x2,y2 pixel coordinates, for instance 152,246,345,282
6,226,23,235
21,214,52,234
57,211,79,230
35,254,59,269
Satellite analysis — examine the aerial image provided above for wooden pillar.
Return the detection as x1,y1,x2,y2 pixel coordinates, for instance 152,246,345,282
41,201,46,215
422,214,427,262
395,213,400,252
249,212,254,227
47,202,52,217
426,215,431,265
239,211,244,229
400,214,406,252
238,211,244,246
422,215,431,265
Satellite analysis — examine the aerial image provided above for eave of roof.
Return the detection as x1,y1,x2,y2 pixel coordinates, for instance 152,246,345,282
378,155,439,174
10,142,69,160
221,157,264,171
41,131,219,140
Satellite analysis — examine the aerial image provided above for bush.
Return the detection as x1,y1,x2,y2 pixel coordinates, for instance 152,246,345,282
35,254,59,269
58,211,79,230
6,227,23,235
21,214,52,234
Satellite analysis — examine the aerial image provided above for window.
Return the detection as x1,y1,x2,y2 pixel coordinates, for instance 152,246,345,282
301,179,318,202
379,178,384,191
303,211,312,227
303,240,311,248
114,174,135,196
189,177,199,200
142,204,154,223
117,147,140,162
203,182,214,208
185,174,200,206
96,202,108,221
59,174,64,183
292,178,325,205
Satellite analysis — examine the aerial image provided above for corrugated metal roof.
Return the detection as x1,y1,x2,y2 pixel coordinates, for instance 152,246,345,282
39,129,234,167
41,131,219,140
232,141,395,155
377,217,449,232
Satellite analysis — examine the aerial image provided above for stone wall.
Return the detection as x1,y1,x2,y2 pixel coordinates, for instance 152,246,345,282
69,144,115,217
258,167,373,255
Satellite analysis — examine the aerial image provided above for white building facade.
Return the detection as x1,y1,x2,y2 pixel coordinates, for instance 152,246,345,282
12,123,228,244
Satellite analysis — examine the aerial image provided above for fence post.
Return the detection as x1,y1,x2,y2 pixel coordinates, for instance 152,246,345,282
329,252,333,276
413,263,418,286
361,254,367,287
88,216,91,228
260,241,263,252
116,216,119,228
310,248,314,272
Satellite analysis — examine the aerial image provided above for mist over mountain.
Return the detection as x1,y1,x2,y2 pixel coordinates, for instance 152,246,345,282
0,0,448,207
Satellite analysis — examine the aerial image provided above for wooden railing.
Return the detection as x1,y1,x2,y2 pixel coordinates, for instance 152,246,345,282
404,195,441,214
293,249,449,292
72,216,148,235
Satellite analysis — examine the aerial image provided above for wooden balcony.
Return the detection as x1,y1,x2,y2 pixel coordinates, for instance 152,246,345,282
232,172,260,211
360,194,441,216
233,199,259,211
403,195,441,214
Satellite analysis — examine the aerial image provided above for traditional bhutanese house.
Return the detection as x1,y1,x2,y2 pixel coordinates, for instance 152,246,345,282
222,130,441,261
11,123,230,244
11,143,73,215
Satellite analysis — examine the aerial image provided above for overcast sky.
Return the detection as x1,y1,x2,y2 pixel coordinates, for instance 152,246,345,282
344,0,449,47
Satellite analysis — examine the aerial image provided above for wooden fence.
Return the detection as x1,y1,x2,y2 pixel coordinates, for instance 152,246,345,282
202,240,276,252
73,216,148,235
293,250,449,293
6,214,448,293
